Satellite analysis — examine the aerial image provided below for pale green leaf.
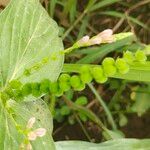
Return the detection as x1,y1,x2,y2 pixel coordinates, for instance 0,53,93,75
0,99,55,150
0,0,64,87
55,139,150,150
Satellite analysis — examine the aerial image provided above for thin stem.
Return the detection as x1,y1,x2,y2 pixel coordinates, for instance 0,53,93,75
49,94,56,116
108,81,126,109
74,113,92,142
62,11,87,40
88,83,117,130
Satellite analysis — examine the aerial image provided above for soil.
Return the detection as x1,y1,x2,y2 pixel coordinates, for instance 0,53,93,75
53,113,150,142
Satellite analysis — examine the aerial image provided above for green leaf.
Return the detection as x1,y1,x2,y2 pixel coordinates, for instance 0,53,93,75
55,139,150,150
0,0,64,87
131,87,150,116
63,62,150,82
0,99,55,150
100,11,149,30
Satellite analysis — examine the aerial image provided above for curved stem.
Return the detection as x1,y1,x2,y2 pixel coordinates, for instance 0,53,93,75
88,83,117,130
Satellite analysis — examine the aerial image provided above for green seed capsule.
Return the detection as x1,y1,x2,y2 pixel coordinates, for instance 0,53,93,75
75,96,88,105
22,83,32,96
49,82,63,97
31,83,41,97
60,106,71,116
102,58,116,76
80,65,92,83
135,50,147,62
92,66,107,83
9,80,22,89
40,79,50,93
78,113,88,122
104,65,117,76
59,74,71,92
59,74,70,82
75,82,85,91
13,89,23,101
115,58,129,74
1,92,10,102
70,75,81,89
123,51,134,64
5,88,14,98
102,57,115,66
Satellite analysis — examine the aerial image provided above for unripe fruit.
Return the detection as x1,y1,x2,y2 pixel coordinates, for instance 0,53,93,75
75,96,88,105
60,106,71,116
102,57,116,76
115,58,129,74
80,65,92,83
92,66,107,83
9,80,22,89
22,83,32,96
135,50,147,62
78,113,88,122
13,89,23,101
40,79,50,93
70,75,81,89
123,51,134,64
59,74,71,92
102,57,115,66
31,83,41,97
103,65,117,76
49,82,63,97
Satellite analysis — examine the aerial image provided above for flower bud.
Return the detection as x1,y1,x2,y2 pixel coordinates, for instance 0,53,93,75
34,128,46,137
27,117,36,129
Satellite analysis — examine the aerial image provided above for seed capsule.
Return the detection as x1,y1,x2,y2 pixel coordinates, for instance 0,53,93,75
31,83,41,97
115,58,129,74
40,79,50,93
135,50,147,63
80,65,92,83
102,57,116,76
123,51,134,64
59,74,71,92
92,66,107,83
49,82,63,97
22,83,32,96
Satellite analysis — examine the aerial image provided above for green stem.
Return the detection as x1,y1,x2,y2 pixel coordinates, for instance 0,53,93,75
108,81,126,109
74,113,92,142
88,83,117,130
62,10,87,40
49,94,56,116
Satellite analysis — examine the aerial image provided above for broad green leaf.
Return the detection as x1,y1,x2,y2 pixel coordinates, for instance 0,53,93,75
0,99,55,150
55,139,150,150
0,0,64,87
0,0,64,149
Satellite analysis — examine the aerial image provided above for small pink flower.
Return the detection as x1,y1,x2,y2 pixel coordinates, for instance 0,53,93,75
77,35,90,46
98,29,114,43
34,128,46,137
28,131,37,141
27,117,36,129
88,36,102,45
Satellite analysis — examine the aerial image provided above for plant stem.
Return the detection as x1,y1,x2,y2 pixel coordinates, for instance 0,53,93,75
108,81,126,109
74,113,92,142
49,94,56,116
62,10,87,40
88,83,117,130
